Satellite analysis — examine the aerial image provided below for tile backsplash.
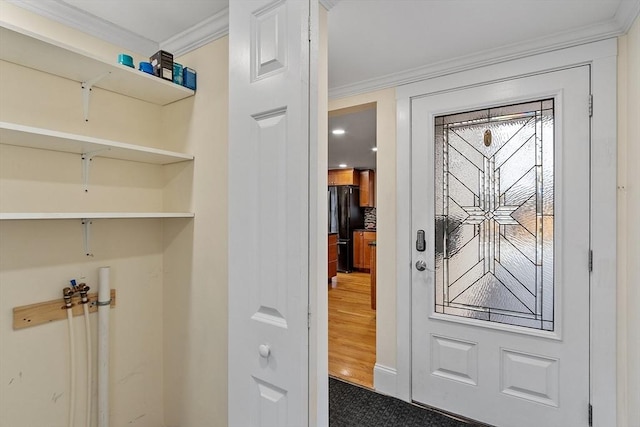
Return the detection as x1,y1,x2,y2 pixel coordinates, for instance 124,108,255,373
364,207,376,229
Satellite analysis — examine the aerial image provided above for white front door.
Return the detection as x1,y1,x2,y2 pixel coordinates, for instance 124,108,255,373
228,1,313,426
411,66,591,426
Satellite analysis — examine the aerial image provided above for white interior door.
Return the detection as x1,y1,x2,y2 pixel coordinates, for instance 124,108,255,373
411,66,591,426
229,1,311,426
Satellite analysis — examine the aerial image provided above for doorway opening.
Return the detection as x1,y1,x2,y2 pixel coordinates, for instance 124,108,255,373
327,103,377,388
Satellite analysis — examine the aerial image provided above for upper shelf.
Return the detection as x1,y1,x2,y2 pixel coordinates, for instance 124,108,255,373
0,121,193,164
0,23,194,106
0,212,195,220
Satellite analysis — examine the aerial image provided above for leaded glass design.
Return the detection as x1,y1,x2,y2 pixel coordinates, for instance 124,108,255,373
434,99,554,331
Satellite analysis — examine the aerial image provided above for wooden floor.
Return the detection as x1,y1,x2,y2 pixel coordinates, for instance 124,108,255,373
328,271,376,389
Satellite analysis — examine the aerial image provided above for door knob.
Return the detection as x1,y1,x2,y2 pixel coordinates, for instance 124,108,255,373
415,260,427,271
258,344,271,358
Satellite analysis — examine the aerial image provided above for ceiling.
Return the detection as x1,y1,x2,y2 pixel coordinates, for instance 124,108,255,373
8,0,638,171
327,0,637,95
329,106,377,170
12,0,637,94
60,0,228,43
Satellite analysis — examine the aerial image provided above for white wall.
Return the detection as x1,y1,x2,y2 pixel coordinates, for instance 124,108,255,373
617,15,639,427
328,88,397,393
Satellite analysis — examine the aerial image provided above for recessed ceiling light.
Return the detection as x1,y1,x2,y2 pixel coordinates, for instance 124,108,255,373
372,147,378,152
332,129,345,135
339,164,347,168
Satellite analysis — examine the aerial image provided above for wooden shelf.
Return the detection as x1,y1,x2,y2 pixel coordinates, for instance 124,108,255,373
0,23,194,106
0,122,193,164
0,213,195,220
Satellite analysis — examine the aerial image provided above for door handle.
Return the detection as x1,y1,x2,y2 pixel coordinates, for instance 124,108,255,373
259,344,271,358
415,260,427,271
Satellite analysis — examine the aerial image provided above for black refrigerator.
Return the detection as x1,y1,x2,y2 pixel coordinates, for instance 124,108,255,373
328,186,364,273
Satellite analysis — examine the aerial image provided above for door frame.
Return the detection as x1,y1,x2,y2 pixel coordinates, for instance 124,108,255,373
395,39,617,426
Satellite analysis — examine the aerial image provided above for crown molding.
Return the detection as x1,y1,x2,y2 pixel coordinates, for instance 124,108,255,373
5,0,158,55
614,0,640,33
160,7,229,58
329,16,630,100
320,0,341,11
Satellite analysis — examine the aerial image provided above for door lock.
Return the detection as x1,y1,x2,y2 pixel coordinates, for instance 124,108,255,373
415,260,427,271
416,229,426,252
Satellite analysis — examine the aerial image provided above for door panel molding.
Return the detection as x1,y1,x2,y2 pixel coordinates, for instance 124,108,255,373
229,1,316,425
396,39,617,425
500,348,559,407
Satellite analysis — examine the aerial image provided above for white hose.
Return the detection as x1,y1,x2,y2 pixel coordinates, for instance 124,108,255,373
67,306,75,427
83,302,92,427
98,267,110,427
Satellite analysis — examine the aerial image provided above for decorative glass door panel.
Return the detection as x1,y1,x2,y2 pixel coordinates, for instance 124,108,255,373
434,99,554,331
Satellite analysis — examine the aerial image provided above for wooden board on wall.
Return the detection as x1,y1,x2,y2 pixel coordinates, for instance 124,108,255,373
13,289,116,330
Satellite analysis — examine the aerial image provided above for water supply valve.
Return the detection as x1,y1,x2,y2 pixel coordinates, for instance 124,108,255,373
78,283,90,304
63,287,75,309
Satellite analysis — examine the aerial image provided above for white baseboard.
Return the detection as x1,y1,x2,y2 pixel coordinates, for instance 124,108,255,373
373,363,398,397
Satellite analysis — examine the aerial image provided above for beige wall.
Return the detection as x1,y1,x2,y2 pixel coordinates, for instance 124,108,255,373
0,2,229,426
329,88,397,374
161,38,229,426
617,15,639,427
0,15,165,427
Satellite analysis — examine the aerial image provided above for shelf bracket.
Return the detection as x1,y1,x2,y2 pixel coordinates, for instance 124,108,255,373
81,72,111,122
81,148,110,192
81,218,94,257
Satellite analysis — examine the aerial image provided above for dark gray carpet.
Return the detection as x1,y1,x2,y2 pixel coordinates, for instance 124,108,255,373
329,377,481,427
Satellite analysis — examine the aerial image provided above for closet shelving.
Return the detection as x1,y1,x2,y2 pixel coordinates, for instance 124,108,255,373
0,23,194,106
0,122,193,165
0,213,194,220
0,121,195,222
0,23,195,241
0,121,195,220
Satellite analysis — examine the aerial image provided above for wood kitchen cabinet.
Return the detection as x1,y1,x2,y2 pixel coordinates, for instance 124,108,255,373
362,232,376,270
353,231,364,269
328,168,360,186
370,242,376,310
328,233,338,281
359,170,376,207
353,230,376,270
